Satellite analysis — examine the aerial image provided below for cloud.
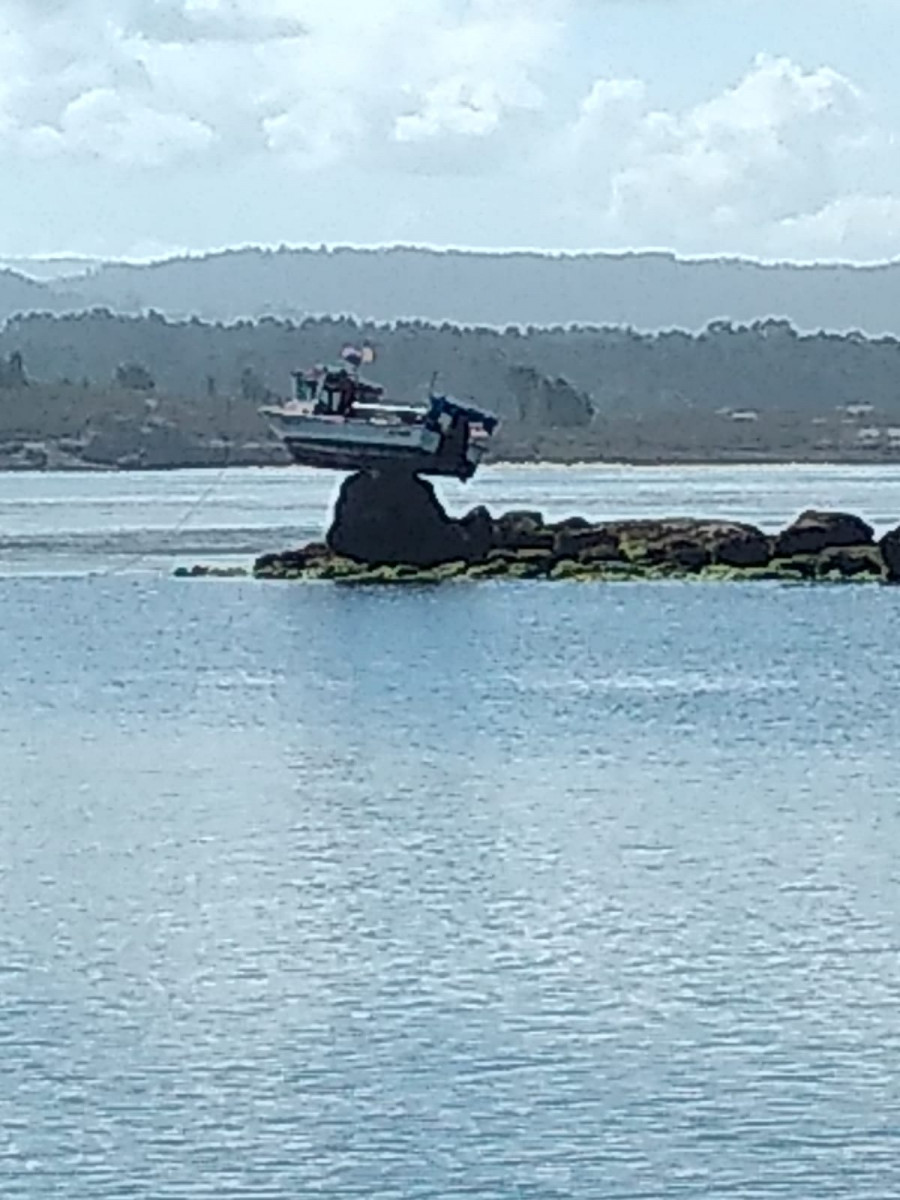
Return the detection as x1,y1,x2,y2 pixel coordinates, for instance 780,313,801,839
0,0,566,170
764,195,900,262
26,88,217,167
393,5,555,146
2,1,900,262
563,54,899,258
119,0,307,44
263,0,565,171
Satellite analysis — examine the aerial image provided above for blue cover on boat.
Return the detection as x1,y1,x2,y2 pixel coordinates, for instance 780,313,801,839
428,394,498,434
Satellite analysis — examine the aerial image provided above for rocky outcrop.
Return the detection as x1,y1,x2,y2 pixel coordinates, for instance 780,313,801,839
489,515,770,568
246,498,898,585
327,470,492,567
773,510,874,557
601,518,772,569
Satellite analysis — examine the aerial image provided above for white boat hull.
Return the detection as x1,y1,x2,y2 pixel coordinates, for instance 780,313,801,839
262,408,488,480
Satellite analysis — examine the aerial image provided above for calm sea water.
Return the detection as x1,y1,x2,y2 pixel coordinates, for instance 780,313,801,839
1,466,900,1198
3,461,900,574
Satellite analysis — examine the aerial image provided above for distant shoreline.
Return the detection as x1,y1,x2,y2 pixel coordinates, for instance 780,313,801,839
5,453,900,475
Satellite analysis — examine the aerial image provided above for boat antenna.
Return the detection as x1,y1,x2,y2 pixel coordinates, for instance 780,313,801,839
430,370,440,398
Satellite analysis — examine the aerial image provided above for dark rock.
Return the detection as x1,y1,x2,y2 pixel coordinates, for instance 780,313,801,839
326,469,489,567
774,510,874,557
548,516,593,533
578,542,626,565
603,518,770,568
487,547,535,564
459,505,494,558
253,493,890,586
492,510,555,551
254,547,311,576
769,555,819,579
818,546,884,579
174,564,248,578
553,525,622,560
714,528,772,568
649,539,711,571
879,527,900,582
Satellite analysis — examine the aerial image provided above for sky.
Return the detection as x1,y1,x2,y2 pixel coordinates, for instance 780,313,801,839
1,0,900,263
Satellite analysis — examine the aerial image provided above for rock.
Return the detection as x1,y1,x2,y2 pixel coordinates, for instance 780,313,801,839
774,510,874,557
552,525,622,561
818,546,883,579
252,494,894,586
650,539,711,571
459,505,494,553
768,555,819,579
174,564,248,578
492,510,556,551
603,518,771,568
714,528,772,568
254,547,312,577
549,516,593,532
879,528,900,582
327,469,490,567
487,547,550,564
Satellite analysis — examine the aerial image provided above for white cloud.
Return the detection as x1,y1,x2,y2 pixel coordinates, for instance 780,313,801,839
394,5,554,145
120,0,307,43
562,54,900,258
2,1,900,261
32,88,216,167
0,0,565,170
764,195,900,262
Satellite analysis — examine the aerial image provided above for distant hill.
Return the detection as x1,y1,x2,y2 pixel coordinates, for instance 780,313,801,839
53,246,900,335
0,256,104,282
6,246,900,335
0,269,76,320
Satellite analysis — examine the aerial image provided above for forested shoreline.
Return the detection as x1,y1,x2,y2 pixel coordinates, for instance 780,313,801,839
1,309,899,470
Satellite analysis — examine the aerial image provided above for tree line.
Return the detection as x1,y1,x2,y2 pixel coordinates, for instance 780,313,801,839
1,308,899,430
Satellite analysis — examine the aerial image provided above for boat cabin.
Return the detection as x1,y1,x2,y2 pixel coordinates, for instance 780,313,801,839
292,366,385,418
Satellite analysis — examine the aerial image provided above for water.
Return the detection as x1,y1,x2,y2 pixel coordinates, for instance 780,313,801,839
1,466,900,1198
3,462,900,575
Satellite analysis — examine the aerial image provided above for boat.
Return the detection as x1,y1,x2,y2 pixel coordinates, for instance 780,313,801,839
260,345,499,481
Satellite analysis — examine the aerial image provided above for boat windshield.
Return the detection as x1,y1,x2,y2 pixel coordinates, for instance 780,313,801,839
294,374,320,403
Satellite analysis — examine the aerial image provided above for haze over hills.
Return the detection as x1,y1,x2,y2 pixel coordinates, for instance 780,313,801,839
0,270,80,320
0,257,104,282
4,246,900,334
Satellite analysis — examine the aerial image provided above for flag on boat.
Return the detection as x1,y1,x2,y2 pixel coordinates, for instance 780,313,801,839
341,343,376,367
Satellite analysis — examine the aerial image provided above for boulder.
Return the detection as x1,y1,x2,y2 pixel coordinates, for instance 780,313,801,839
254,546,315,577
713,527,773,568
818,546,884,579
492,510,555,551
602,518,771,568
326,469,491,567
459,505,494,553
774,510,874,557
879,527,900,582
649,539,711,571
552,524,622,561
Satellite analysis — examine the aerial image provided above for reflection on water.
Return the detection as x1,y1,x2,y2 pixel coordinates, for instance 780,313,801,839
1,576,900,1197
